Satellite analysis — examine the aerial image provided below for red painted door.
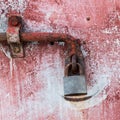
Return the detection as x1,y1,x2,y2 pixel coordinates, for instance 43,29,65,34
0,0,120,120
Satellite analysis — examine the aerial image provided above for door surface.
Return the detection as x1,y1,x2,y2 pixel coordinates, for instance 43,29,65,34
0,0,120,120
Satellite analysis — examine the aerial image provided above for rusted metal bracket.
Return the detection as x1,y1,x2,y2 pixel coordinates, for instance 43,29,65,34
6,16,24,58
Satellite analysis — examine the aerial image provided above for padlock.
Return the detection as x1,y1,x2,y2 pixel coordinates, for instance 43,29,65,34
63,63,87,96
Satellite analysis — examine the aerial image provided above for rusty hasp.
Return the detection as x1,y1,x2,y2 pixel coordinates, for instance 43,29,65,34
6,16,24,58
0,16,81,58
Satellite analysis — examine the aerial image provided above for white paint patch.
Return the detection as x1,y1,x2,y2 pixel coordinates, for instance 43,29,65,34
0,44,13,78
18,0,27,13
16,49,67,119
26,20,54,32
114,39,120,46
81,46,89,57
101,26,118,34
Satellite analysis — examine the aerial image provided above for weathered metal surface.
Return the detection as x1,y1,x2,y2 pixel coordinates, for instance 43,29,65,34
6,16,24,57
0,0,120,120
0,31,81,58
71,54,78,74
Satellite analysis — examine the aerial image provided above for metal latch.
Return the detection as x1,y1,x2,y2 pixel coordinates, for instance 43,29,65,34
0,15,91,101
0,15,81,58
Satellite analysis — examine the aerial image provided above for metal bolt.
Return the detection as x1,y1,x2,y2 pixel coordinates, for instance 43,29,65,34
13,46,21,53
9,16,19,26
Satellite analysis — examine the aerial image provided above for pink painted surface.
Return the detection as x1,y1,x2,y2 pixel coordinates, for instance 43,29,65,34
0,0,120,120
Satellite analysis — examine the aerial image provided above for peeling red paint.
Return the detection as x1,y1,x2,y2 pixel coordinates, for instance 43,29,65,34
24,9,45,22
0,0,120,120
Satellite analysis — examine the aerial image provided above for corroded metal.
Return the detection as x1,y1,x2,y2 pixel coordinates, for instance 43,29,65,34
71,54,77,74
6,16,24,58
0,31,81,58
0,16,82,58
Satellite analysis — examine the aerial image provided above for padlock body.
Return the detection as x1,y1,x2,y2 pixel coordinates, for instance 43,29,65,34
64,75,87,96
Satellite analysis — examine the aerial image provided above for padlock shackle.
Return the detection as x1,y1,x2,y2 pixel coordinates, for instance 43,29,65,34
64,63,83,76
71,54,77,73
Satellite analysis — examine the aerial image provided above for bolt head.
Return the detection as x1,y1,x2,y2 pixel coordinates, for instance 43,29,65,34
9,16,20,26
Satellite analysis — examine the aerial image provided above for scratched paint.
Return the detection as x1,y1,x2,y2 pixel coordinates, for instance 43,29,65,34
0,0,120,120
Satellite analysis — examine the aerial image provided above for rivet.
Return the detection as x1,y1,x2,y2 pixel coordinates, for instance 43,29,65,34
13,46,21,53
9,16,19,26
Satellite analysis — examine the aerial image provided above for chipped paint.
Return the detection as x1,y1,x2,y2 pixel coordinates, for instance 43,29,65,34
0,0,120,120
